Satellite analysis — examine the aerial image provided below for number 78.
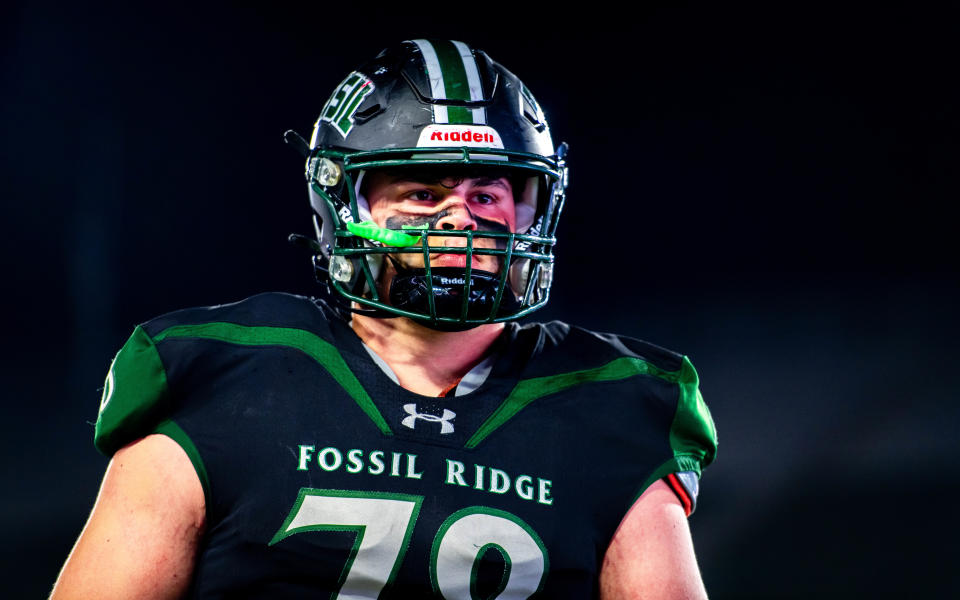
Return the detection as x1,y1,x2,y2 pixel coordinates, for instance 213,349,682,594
270,488,549,599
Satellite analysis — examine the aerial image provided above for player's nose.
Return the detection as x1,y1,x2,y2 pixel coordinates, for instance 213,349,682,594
435,196,476,231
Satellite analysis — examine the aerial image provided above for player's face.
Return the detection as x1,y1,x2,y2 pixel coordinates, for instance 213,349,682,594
363,170,516,274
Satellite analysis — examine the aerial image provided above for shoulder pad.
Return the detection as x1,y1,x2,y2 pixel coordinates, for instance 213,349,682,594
94,325,171,456
143,292,334,338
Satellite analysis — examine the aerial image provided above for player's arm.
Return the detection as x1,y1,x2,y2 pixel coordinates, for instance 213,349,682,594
599,479,708,600
50,434,206,600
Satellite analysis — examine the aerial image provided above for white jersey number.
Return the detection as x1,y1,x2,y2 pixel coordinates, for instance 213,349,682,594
431,507,548,600
271,488,548,599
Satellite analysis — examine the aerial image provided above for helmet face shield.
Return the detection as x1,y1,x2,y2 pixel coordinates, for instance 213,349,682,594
298,40,568,329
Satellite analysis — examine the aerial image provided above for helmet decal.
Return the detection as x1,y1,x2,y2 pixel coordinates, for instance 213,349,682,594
408,39,486,125
416,124,504,149
318,71,375,139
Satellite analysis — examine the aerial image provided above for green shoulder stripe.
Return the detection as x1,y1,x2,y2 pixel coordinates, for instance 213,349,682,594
153,322,391,436
465,355,718,482
465,356,676,449
95,325,171,456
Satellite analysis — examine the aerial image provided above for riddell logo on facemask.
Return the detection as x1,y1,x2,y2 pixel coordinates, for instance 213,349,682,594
417,125,505,149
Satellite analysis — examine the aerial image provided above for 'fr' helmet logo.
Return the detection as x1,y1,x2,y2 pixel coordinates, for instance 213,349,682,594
401,404,456,435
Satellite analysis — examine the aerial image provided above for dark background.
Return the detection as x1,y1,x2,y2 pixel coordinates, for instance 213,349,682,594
3,2,958,598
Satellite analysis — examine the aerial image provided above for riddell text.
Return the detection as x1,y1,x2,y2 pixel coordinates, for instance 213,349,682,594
430,130,497,143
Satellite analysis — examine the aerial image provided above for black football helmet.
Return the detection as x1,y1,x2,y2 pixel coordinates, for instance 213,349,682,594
287,39,568,329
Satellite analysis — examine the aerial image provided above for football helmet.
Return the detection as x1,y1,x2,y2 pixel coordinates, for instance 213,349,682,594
287,39,568,329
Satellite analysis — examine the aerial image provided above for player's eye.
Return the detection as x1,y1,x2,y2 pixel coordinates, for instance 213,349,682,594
408,189,435,202
474,193,495,205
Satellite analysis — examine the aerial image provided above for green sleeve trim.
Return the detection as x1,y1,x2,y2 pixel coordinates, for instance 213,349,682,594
95,325,171,456
669,356,717,470
634,356,718,502
154,419,211,510
154,322,392,436
465,356,677,449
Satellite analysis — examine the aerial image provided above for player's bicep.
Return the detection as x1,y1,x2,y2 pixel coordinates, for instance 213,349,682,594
599,479,708,600
50,434,206,600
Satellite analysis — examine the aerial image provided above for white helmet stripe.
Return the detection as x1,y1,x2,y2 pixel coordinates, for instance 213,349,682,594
451,40,487,125
410,39,449,124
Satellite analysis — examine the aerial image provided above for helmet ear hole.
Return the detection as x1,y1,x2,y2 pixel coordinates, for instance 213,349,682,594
353,171,373,223
515,176,540,234
509,258,532,300
311,204,334,259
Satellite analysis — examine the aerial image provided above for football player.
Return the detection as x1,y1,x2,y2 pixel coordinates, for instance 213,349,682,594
51,40,716,599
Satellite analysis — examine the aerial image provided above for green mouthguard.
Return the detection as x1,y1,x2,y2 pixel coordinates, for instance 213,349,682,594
346,221,422,247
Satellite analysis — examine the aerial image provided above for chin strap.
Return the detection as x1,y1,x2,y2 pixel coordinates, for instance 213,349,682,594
287,233,323,254
283,130,310,158
288,232,329,284
287,232,395,320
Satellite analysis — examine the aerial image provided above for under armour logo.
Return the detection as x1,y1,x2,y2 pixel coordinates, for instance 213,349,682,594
401,403,456,435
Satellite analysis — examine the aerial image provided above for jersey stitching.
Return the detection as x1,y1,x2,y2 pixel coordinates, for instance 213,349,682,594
635,455,701,506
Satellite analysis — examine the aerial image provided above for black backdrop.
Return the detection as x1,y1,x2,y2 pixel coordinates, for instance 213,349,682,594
3,3,958,598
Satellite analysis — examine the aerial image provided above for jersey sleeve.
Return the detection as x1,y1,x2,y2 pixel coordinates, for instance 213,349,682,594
94,325,173,456
641,355,718,514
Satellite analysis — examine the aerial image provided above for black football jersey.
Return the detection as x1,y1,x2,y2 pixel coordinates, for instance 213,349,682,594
94,293,717,599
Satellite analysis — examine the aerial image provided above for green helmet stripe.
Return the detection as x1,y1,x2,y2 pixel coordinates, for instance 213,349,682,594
449,40,487,124
410,39,485,125
432,39,475,125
